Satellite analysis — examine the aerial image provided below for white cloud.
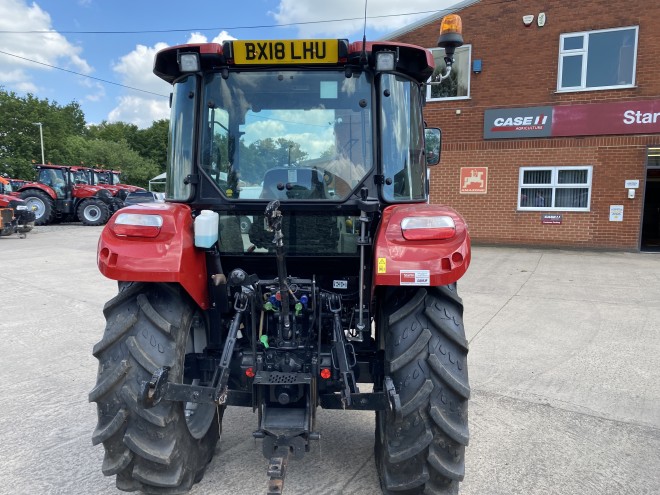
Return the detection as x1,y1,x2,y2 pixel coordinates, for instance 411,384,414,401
0,0,92,91
0,69,38,93
107,31,238,128
107,95,170,129
271,0,461,38
107,42,171,127
112,42,171,95
185,30,237,45
80,79,106,103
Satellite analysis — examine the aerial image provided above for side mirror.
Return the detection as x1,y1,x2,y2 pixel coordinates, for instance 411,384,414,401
425,128,442,166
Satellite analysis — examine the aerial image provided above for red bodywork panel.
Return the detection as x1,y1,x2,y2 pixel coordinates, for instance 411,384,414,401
0,193,21,208
97,203,209,309
73,184,107,199
374,204,471,287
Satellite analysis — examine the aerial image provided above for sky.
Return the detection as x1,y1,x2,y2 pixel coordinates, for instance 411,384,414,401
0,0,461,128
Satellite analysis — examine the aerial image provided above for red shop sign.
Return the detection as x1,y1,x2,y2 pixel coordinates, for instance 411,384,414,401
553,100,660,137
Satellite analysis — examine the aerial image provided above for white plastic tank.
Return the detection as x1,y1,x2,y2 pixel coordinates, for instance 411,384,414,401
194,210,219,248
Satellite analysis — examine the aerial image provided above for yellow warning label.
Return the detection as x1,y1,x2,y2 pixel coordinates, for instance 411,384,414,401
377,258,386,274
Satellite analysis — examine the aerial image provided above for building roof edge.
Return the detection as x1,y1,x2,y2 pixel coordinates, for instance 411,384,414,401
379,0,481,41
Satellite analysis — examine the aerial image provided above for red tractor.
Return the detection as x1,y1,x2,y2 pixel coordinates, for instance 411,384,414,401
71,166,126,212
0,176,35,237
91,15,470,495
95,168,146,197
17,164,115,226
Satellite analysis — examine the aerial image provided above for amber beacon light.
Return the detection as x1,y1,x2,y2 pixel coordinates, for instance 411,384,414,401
437,14,464,58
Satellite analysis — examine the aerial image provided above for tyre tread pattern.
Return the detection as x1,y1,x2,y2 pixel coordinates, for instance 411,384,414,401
377,286,470,495
137,293,176,337
90,283,219,494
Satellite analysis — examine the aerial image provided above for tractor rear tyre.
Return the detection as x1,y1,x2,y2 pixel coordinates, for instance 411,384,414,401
20,189,54,225
78,198,110,226
376,285,470,495
89,282,222,494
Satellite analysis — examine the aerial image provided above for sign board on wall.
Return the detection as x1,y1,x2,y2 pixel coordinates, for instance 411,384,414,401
609,205,624,222
484,99,660,139
541,214,562,225
460,167,488,193
484,106,553,139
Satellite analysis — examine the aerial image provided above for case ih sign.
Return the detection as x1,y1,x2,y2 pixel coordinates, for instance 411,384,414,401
484,100,660,139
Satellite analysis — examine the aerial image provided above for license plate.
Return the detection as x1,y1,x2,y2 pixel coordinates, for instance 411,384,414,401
233,40,339,65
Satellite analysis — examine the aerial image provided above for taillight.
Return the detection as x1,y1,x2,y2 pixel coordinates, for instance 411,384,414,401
401,216,456,240
112,213,163,238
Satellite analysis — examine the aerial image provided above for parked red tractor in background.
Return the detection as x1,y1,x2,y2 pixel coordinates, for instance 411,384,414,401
91,14,470,495
0,176,35,237
94,168,146,197
17,164,115,225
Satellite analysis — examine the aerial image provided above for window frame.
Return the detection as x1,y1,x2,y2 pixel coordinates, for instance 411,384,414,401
426,44,472,101
518,166,593,212
557,26,639,93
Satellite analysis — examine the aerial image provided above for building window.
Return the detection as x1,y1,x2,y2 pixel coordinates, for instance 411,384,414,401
518,166,592,211
427,45,471,100
558,26,638,92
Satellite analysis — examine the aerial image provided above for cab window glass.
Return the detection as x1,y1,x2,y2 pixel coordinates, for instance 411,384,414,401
167,75,197,200
380,74,425,201
201,71,373,201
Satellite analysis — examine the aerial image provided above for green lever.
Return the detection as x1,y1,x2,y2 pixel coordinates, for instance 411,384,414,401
260,335,269,349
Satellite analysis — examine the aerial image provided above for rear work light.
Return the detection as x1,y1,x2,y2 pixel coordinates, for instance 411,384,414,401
401,216,456,240
375,51,396,71
112,213,164,238
178,52,200,72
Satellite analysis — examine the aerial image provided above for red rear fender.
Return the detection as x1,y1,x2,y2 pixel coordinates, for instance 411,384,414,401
20,185,57,200
374,204,471,287
97,203,209,309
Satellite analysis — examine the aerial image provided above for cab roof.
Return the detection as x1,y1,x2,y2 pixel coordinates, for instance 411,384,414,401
153,40,434,84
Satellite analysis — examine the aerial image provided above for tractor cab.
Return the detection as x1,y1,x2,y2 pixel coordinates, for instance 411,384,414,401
36,166,69,199
157,39,440,267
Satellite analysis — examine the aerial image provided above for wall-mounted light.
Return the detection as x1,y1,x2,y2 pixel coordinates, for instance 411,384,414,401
522,15,534,26
472,59,482,74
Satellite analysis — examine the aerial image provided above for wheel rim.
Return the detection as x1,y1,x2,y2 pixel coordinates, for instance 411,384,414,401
25,198,45,220
84,204,101,222
183,313,216,439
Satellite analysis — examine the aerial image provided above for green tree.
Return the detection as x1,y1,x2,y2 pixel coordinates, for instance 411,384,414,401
61,136,160,188
135,119,169,167
0,88,86,179
87,121,139,146
0,88,167,185
86,119,168,175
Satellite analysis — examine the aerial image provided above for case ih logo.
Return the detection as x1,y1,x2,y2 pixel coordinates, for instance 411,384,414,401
492,114,549,132
484,106,553,139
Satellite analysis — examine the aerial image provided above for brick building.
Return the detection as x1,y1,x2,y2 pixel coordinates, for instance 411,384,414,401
387,0,660,250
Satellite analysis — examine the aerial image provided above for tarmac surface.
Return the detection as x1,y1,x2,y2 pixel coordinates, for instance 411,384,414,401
1,224,659,495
